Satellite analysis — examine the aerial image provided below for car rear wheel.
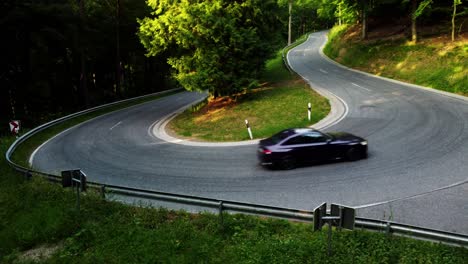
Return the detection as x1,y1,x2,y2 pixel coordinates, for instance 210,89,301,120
279,156,296,170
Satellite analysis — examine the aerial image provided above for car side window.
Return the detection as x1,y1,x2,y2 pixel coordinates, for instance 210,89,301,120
283,135,308,145
283,133,327,145
305,132,328,143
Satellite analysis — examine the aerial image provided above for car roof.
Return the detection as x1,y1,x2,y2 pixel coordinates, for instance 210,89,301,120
261,128,323,146
287,128,320,134
276,128,320,139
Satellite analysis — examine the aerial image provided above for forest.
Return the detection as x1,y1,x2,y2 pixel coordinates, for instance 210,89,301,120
1,0,466,135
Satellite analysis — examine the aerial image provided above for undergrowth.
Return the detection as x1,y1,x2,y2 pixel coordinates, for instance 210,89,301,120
324,25,468,96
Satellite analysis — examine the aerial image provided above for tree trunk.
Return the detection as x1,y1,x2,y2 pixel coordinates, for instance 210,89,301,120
338,3,342,26
79,0,89,107
411,0,418,43
361,2,368,40
452,0,459,42
116,0,122,98
288,0,292,45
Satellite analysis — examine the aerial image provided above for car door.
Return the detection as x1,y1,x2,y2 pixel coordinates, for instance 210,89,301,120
281,132,331,163
299,132,332,162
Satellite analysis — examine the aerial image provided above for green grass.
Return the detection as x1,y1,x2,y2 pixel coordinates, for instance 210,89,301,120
169,85,330,141
324,25,468,96
263,33,311,83
169,42,330,142
10,90,180,168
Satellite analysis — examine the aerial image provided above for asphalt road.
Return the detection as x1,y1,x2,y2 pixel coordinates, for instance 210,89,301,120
32,31,468,234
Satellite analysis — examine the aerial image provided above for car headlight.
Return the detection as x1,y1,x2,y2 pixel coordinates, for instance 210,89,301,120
360,141,368,146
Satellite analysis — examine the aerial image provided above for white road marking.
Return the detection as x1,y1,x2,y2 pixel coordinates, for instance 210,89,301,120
319,69,328,74
110,121,122,130
351,82,372,92
29,126,77,166
355,177,468,209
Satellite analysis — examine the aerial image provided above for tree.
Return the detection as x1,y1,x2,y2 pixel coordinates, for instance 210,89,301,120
410,0,432,43
138,0,283,97
452,0,462,41
317,0,358,26
289,0,293,45
358,0,369,39
0,0,166,133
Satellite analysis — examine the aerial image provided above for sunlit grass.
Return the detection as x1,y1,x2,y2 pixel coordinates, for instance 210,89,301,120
324,25,468,96
170,84,330,141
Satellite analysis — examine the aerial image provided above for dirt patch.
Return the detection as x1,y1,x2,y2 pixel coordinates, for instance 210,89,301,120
206,96,237,110
19,242,63,262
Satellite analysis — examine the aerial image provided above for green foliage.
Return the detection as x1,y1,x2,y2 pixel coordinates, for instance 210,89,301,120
138,0,284,97
317,0,358,24
413,0,433,20
263,50,293,83
0,136,75,257
0,0,171,135
323,24,349,58
324,25,468,96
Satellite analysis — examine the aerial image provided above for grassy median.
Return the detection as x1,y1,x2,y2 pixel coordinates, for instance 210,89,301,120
168,48,331,142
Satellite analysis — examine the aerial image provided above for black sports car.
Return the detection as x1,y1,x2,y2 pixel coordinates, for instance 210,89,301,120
258,128,368,169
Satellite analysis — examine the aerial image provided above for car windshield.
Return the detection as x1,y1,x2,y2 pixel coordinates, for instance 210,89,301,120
323,132,333,140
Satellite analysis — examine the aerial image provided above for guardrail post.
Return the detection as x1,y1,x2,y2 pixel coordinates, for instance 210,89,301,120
24,171,32,181
218,201,224,232
327,220,333,256
76,184,80,211
101,185,106,199
385,222,392,235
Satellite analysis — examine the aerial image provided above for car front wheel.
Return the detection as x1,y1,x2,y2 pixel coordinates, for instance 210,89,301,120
346,147,361,161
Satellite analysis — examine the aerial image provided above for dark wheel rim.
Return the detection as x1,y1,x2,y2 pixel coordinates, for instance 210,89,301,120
347,148,359,161
280,156,296,170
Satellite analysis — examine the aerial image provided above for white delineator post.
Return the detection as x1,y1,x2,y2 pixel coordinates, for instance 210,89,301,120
245,119,253,140
308,103,312,121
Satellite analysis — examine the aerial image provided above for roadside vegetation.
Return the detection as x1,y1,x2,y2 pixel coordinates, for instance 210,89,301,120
324,24,468,96
2,136,468,262
168,47,330,141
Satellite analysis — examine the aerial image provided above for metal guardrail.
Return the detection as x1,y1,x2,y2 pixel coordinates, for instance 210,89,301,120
5,88,182,174
104,185,468,246
282,34,311,74
5,89,468,248
282,43,295,73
